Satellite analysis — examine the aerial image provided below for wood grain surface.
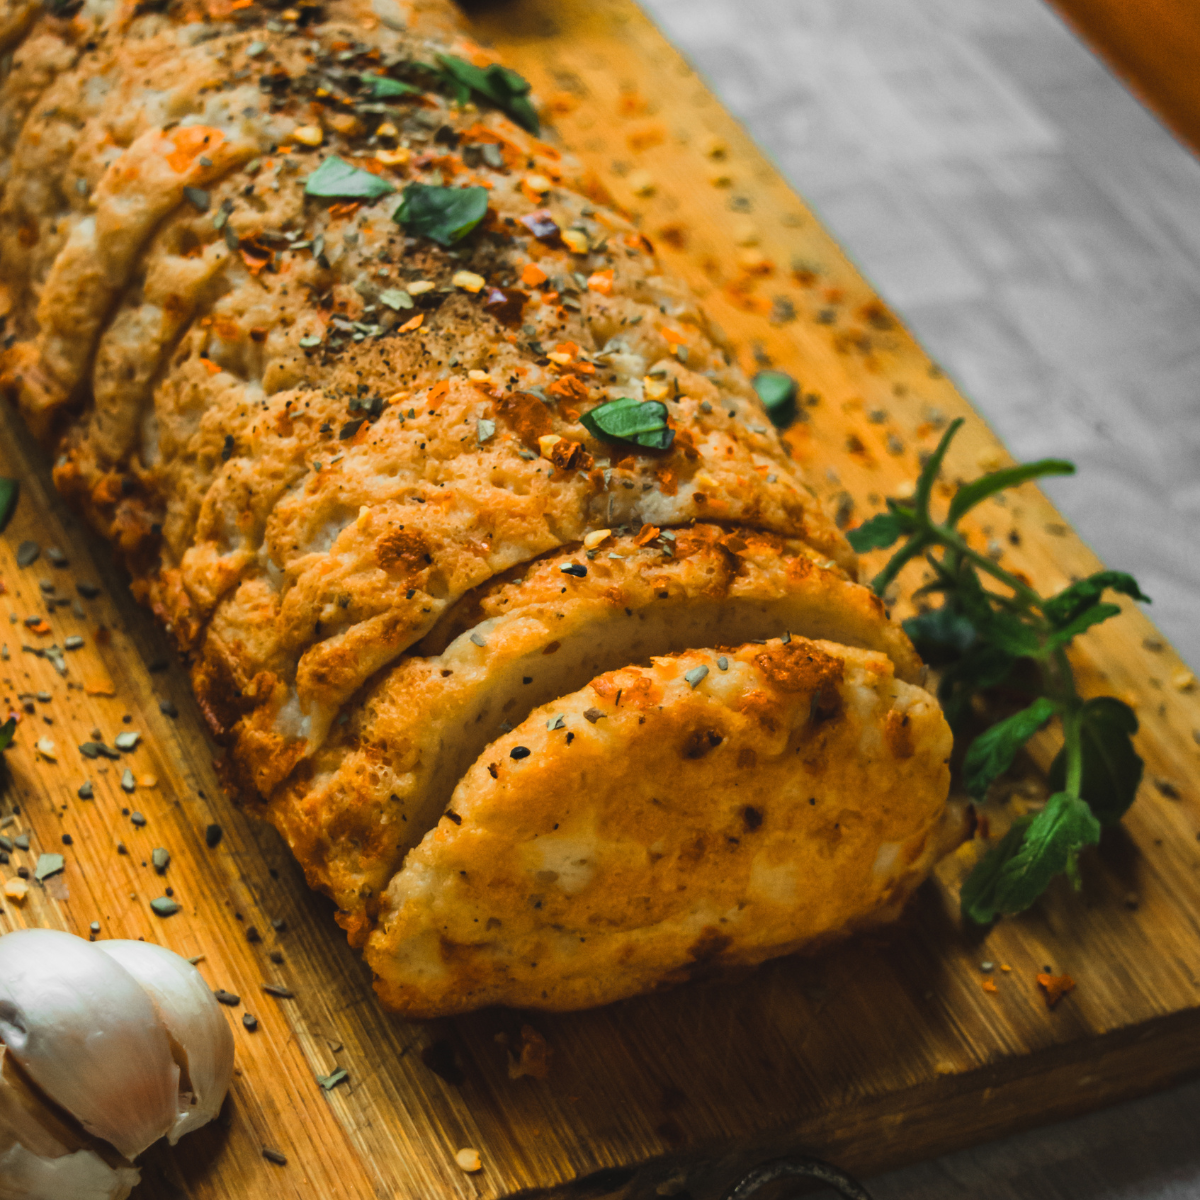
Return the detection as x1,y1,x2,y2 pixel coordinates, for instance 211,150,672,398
1,1,1199,1198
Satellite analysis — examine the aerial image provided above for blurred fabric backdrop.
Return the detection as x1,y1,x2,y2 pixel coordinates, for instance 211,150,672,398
640,0,1200,675
635,0,1200,1196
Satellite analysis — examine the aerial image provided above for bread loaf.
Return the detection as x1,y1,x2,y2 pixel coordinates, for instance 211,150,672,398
0,0,962,1014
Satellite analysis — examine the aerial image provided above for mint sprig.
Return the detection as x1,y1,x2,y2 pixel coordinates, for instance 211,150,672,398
847,418,1150,925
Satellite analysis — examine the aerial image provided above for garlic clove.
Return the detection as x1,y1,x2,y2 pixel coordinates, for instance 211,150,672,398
0,1046,140,1200
96,941,234,1142
0,929,179,1161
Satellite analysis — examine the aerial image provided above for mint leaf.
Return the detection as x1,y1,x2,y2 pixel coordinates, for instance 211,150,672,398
751,370,798,428
1044,601,1122,650
394,184,489,246
937,643,1017,731
0,716,15,751
947,459,1075,525
1043,570,1150,629
0,478,18,534
963,696,1058,801
359,72,422,100
903,606,977,666
581,398,674,451
961,817,1031,926
1048,697,1142,826
305,156,397,200
992,790,1101,911
915,417,963,515
435,54,539,134
847,511,908,553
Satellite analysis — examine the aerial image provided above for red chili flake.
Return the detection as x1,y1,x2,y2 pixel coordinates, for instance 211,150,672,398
632,525,661,547
520,210,562,244
482,287,528,328
1036,972,1076,1009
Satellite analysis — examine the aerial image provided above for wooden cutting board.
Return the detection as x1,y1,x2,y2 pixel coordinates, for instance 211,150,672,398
2,1,1199,1197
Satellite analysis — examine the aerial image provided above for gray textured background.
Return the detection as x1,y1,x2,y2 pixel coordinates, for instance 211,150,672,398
642,0,1200,675
636,0,1200,1194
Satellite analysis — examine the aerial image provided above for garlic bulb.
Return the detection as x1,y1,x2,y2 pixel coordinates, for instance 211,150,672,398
96,940,234,1143
0,1046,140,1200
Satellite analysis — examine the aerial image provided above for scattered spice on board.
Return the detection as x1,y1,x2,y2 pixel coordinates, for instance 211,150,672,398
150,897,181,917
205,824,224,848
214,990,241,1007
263,984,295,999
455,1148,482,1173
317,1067,349,1091
243,1014,259,1032
262,1148,287,1166
1036,973,1076,1009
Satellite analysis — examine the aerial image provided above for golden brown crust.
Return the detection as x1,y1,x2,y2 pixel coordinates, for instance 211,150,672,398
368,637,955,1016
0,0,957,1017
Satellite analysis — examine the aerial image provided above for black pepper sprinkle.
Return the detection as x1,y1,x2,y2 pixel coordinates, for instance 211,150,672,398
130,811,146,827
159,699,178,718
510,746,531,760
61,834,72,845
263,984,294,999
16,541,39,567
269,951,284,965
214,990,241,1006
205,824,223,848
246,926,261,943
243,1013,259,1032
77,582,101,599
271,918,287,933
262,1148,287,1166
560,563,587,577
221,434,235,461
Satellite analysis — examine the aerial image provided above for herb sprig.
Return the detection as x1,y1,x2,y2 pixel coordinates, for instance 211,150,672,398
848,419,1150,925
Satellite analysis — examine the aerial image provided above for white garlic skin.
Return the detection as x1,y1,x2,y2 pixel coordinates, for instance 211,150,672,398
95,940,234,1143
0,929,179,1161
0,1046,140,1200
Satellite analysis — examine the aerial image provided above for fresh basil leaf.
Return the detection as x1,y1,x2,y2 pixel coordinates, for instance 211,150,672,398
0,478,18,534
581,397,674,450
1044,601,1122,650
903,605,977,666
360,72,422,100
1042,570,1151,629
751,370,798,428
394,183,489,246
960,817,1032,926
0,716,15,751
847,511,908,553
435,54,540,134
1047,697,1142,826
963,696,1058,801
305,156,397,200
992,790,1101,911
947,459,1075,525
914,417,963,516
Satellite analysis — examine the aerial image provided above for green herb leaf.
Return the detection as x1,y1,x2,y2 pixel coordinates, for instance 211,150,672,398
305,156,397,201
963,696,1058,801
393,183,489,246
1043,601,1122,650
0,479,18,534
0,716,15,751
580,397,674,451
751,370,798,428
937,643,1017,731
1042,570,1151,629
435,54,539,134
992,790,1101,912
903,606,977,666
1048,697,1142,826
947,459,1075,525
915,417,964,516
359,72,422,100
960,817,1031,926
847,511,908,553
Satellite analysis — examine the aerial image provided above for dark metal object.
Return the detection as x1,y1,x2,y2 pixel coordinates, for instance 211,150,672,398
721,1156,875,1200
